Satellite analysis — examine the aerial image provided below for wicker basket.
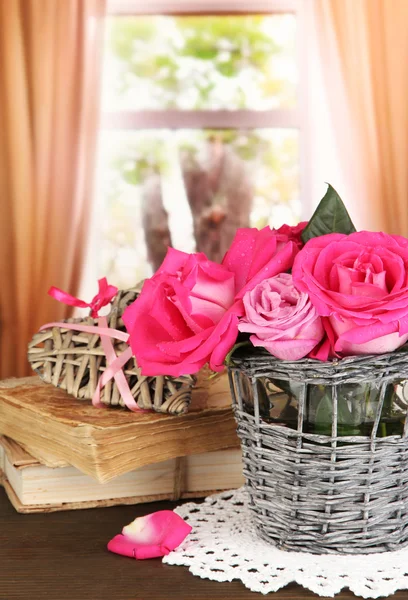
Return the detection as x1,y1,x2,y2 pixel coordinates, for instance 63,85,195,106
228,347,408,554
28,287,195,415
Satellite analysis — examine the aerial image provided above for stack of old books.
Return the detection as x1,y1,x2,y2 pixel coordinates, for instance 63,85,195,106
0,374,243,513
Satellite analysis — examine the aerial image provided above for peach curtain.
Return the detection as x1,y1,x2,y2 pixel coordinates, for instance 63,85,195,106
0,0,106,378
307,0,408,234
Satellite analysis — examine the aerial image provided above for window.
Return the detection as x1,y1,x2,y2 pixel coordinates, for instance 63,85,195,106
92,0,302,289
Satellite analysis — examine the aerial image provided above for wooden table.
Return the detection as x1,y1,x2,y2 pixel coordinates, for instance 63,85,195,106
0,487,406,600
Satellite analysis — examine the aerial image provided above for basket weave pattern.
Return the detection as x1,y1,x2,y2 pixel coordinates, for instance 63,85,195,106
229,349,408,554
28,287,195,414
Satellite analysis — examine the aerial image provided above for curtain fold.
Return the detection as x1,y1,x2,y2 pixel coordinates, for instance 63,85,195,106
307,0,408,234
0,0,106,378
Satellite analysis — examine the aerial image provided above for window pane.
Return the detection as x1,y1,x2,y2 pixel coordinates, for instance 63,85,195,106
102,15,297,111
96,129,300,288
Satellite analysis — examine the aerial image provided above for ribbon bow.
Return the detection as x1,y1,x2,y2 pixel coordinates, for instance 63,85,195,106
43,278,146,412
48,278,118,318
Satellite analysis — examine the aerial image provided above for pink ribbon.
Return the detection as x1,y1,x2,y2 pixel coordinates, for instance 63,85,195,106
48,278,118,318
42,277,147,412
39,319,146,412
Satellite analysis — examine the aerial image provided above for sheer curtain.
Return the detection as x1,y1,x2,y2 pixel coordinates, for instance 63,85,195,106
305,0,408,233
0,0,106,377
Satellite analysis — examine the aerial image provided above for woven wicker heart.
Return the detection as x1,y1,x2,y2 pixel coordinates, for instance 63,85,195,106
27,286,195,415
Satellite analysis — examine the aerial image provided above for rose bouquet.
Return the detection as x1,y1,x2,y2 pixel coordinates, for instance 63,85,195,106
118,183,408,555
124,185,408,437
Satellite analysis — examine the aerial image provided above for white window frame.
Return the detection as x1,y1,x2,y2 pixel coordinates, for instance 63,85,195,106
107,0,298,16
103,0,311,216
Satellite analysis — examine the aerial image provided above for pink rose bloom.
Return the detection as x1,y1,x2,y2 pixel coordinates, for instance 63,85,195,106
238,273,324,360
222,226,299,298
275,221,308,249
108,510,192,560
123,248,241,376
292,231,408,357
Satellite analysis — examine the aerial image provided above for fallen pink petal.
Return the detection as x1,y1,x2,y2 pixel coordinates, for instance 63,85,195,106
107,510,192,560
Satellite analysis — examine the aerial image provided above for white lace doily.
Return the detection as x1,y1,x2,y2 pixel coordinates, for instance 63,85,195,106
163,488,408,598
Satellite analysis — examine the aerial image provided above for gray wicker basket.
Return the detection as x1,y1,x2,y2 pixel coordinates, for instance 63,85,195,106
228,347,408,554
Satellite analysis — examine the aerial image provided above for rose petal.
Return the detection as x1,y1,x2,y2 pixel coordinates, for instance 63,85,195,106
250,335,321,361
275,221,308,248
188,262,235,310
107,511,192,560
156,247,190,275
236,241,298,299
222,227,298,297
335,331,408,355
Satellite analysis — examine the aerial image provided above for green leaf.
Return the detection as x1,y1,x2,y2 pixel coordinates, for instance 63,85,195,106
301,184,356,244
312,385,370,436
313,394,360,436
314,393,333,435
225,341,252,366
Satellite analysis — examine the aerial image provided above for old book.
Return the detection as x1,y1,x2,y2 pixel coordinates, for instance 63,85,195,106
0,376,238,483
0,436,244,513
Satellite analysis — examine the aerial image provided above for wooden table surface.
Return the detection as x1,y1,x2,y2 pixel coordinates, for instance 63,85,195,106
1,487,407,600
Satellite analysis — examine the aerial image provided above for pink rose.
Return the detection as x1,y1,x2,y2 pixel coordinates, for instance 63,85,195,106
222,226,299,299
275,221,308,248
123,248,241,376
238,273,324,360
292,231,408,357
108,510,192,560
